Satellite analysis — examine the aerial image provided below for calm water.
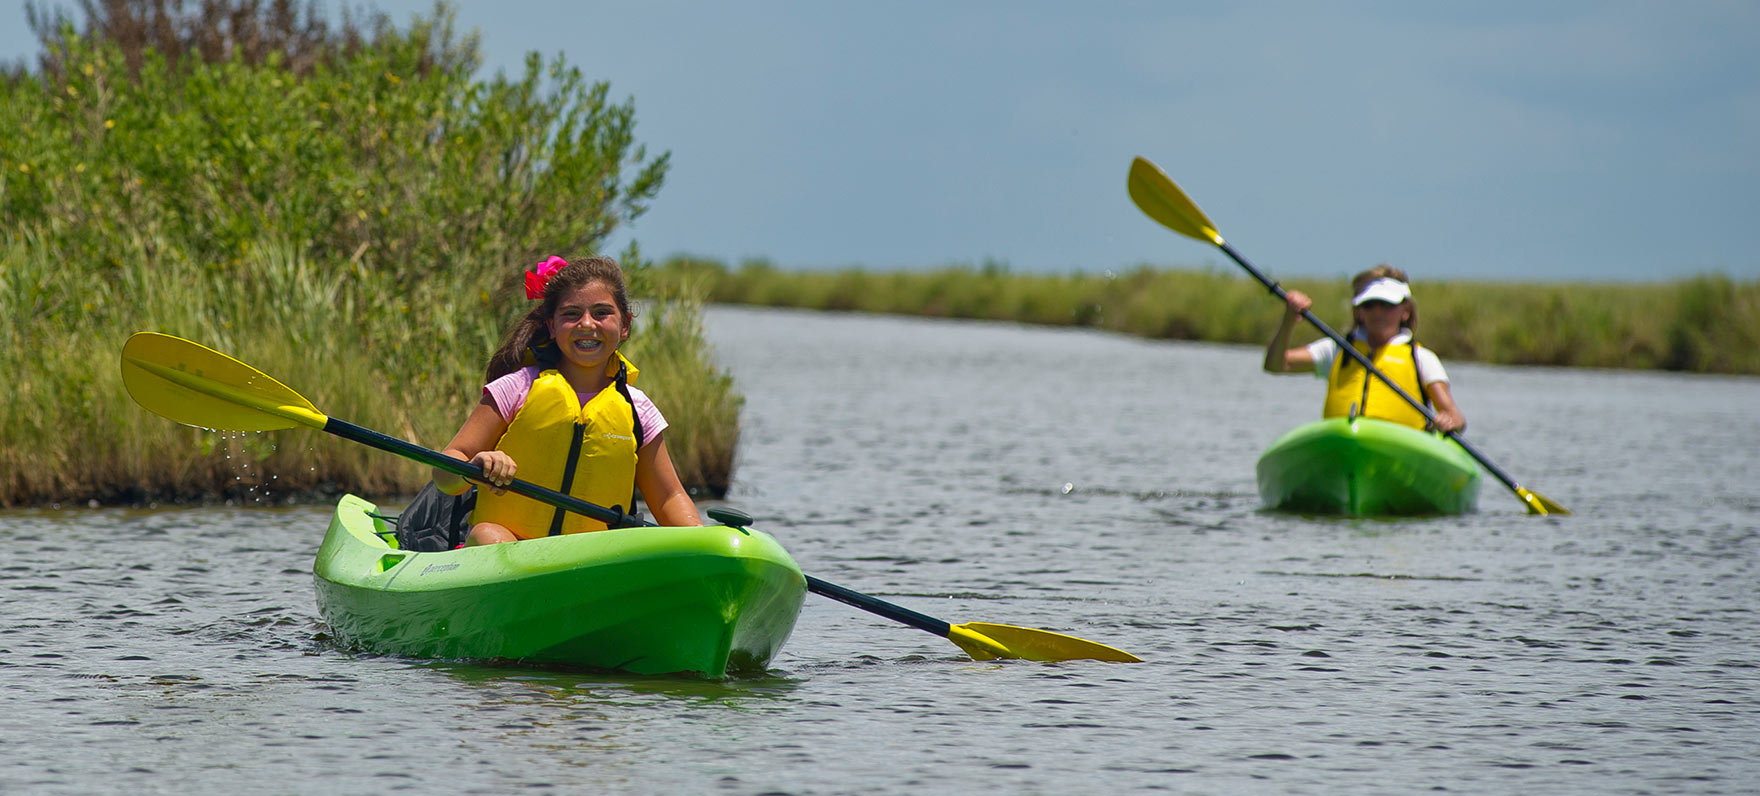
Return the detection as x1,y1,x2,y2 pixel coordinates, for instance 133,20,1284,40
3,305,1757,795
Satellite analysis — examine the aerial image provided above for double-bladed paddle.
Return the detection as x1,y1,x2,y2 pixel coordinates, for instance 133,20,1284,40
1126,156,1568,516
120,332,1142,663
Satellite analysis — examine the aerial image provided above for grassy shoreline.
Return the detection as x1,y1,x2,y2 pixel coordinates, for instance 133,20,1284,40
660,258,1760,376
1,240,740,509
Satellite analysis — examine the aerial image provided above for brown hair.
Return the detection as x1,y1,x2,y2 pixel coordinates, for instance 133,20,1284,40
484,256,635,382
1347,263,1417,336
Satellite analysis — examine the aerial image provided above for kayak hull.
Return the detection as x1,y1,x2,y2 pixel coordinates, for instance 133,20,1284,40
1256,418,1482,516
313,494,805,678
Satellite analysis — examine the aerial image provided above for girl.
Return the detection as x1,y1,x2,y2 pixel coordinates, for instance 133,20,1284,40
1262,264,1466,433
434,255,701,544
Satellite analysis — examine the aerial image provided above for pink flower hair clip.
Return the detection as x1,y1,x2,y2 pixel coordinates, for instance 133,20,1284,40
524,256,568,300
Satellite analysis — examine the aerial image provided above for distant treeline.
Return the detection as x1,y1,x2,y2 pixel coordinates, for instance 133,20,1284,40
0,2,740,506
659,258,1760,375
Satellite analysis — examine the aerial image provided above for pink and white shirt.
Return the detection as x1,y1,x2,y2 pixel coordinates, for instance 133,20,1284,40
483,366,668,448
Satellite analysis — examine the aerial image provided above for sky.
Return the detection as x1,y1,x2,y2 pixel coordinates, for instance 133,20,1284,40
6,1,1758,282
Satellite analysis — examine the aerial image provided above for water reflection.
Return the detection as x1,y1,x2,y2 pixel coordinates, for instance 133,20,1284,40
421,659,803,702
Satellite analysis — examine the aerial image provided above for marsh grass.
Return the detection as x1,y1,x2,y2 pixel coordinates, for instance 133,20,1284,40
664,258,1760,375
1,5,739,506
1,232,738,507
625,277,743,495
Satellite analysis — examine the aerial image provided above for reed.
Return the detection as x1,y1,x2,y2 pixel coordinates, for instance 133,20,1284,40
624,280,744,497
0,6,740,506
660,258,1760,376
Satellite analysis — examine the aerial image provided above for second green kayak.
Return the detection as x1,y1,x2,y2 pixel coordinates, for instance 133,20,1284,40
312,494,806,678
1256,417,1483,516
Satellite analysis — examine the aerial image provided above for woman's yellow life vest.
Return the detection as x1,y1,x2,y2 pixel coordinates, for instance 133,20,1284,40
471,354,642,539
1322,338,1431,430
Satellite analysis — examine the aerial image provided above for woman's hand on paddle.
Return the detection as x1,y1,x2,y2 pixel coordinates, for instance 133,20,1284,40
435,397,516,495
469,450,517,494
1265,289,1317,373
1284,289,1312,316
1430,407,1465,434
1425,382,1467,434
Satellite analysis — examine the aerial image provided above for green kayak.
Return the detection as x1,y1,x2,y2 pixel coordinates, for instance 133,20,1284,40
312,494,806,678
1256,417,1483,516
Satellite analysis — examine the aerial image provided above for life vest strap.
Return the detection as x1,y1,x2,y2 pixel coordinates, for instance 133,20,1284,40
547,421,588,536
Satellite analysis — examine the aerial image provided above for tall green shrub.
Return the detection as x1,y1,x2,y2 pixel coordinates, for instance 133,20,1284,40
0,4,741,506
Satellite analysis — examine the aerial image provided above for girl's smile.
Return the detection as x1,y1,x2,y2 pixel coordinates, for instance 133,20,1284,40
547,281,628,380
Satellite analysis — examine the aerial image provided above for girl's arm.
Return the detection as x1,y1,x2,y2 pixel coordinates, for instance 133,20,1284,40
433,395,516,494
634,433,701,527
1264,290,1317,373
1424,381,1466,433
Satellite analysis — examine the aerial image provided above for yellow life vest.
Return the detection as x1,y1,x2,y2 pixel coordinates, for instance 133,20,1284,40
471,354,642,539
1322,338,1431,430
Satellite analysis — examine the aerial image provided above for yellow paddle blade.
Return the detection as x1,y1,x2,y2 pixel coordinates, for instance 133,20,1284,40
120,332,329,432
951,622,1142,663
946,624,1012,661
1519,488,1571,516
1127,156,1224,245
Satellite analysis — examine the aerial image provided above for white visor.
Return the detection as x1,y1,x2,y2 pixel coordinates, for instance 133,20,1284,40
1352,278,1411,306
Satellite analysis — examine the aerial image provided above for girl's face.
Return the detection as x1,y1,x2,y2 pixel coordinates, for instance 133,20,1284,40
546,280,629,373
1355,299,1410,337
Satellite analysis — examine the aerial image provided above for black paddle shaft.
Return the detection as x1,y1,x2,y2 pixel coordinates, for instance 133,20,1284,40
805,576,951,637
1217,241,1531,495
322,417,648,529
